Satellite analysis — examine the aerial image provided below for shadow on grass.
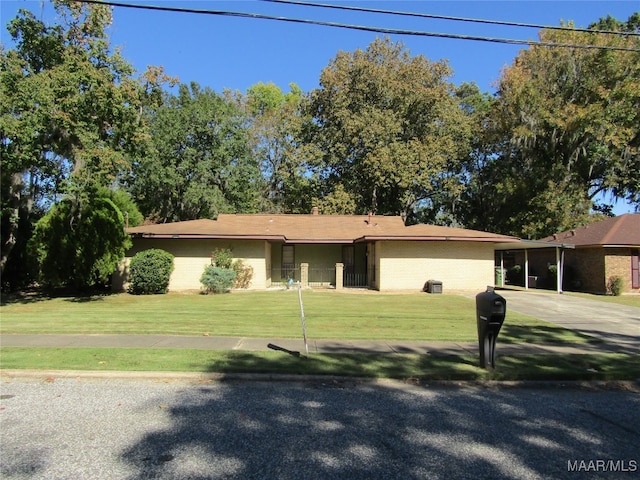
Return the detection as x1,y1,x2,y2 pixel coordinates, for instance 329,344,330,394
0,288,108,306
499,324,601,344
202,351,640,383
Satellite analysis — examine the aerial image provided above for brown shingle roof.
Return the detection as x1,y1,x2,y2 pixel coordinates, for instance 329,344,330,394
127,214,519,244
540,214,640,247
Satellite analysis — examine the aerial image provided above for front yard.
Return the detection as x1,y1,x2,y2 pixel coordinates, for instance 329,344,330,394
1,290,594,344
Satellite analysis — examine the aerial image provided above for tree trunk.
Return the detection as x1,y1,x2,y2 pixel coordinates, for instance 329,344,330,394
0,173,24,275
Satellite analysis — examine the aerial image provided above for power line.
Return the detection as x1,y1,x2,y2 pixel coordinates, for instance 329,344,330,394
79,0,640,52
262,0,640,37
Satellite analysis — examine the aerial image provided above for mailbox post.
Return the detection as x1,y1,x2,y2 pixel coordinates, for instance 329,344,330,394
475,287,506,368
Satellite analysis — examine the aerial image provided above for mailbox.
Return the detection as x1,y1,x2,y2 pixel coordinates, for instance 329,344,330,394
475,287,506,368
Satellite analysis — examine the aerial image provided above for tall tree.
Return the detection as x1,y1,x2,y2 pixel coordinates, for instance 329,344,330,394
241,82,309,213
1,0,163,286
304,37,473,223
128,82,261,222
475,14,640,238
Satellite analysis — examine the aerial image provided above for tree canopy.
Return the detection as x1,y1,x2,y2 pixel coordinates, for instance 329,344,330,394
1,0,168,288
304,37,473,223
460,14,640,238
127,82,261,222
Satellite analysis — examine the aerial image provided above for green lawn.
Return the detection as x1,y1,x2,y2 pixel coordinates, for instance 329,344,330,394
565,292,640,308
1,347,638,382
0,290,594,343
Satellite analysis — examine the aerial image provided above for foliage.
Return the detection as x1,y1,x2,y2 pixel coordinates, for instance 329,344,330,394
98,187,143,227
304,37,473,222
200,265,237,294
241,82,309,212
29,194,131,290
464,14,640,237
128,249,174,295
232,260,254,289
210,247,234,269
606,276,625,296
127,82,261,222
0,0,170,285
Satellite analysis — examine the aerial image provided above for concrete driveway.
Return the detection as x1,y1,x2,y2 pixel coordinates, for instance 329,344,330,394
497,290,640,352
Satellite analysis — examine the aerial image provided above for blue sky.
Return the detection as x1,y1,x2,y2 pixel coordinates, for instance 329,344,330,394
2,0,638,213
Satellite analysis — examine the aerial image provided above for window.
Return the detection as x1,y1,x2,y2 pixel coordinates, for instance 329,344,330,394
632,249,639,289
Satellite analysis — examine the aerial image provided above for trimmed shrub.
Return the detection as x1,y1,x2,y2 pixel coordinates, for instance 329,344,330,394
607,276,624,296
128,249,174,294
201,265,236,294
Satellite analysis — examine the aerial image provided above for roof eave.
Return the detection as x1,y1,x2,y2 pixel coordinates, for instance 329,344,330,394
131,233,286,241
356,235,520,243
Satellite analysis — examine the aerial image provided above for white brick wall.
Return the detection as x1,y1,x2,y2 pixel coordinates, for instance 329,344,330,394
377,241,495,291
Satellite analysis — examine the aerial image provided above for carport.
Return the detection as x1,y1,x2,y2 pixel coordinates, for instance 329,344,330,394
494,240,575,294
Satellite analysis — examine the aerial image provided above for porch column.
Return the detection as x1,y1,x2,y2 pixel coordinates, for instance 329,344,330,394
301,263,309,288
556,247,564,294
335,263,344,290
524,249,529,290
500,251,505,288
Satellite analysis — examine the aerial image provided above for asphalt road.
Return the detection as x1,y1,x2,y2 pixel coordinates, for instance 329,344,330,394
1,376,639,480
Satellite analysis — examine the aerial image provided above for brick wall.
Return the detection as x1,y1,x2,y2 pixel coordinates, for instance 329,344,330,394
113,238,268,291
605,248,637,293
377,241,494,291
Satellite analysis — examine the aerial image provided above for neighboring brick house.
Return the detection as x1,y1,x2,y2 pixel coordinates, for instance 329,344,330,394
114,210,519,292
502,214,640,294
541,214,640,294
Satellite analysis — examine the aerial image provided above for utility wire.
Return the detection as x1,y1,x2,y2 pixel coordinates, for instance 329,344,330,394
80,0,640,52
262,0,640,37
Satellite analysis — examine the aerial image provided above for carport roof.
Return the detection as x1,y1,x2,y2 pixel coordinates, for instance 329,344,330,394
127,214,520,244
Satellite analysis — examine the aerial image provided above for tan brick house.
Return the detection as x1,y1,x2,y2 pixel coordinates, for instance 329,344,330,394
114,211,519,292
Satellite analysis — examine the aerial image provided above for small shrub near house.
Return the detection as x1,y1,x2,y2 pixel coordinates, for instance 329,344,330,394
232,260,253,289
201,248,253,293
128,249,174,295
201,266,236,293
607,276,624,296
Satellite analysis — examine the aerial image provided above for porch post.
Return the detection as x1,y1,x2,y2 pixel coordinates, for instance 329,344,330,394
301,263,309,288
524,249,529,290
556,247,564,294
335,263,344,290
500,251,505,288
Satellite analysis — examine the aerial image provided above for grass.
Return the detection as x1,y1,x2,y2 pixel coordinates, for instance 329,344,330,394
1,347,638,382
0,290,595,344
565,291,640,308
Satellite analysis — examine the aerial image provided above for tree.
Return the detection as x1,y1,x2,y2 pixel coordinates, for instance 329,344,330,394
128,82,261,222
476,14,640,237
241,82,309,213
1,0,167,287
29,192,130,290
304,37,473,223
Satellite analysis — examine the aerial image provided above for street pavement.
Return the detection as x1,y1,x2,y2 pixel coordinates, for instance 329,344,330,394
1,375,639,479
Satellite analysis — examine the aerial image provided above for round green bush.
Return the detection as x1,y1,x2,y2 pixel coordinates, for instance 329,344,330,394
200,265,236,294
128,249,174,294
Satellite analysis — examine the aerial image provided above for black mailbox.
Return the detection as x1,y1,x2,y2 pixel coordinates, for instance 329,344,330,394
475,287,506,368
